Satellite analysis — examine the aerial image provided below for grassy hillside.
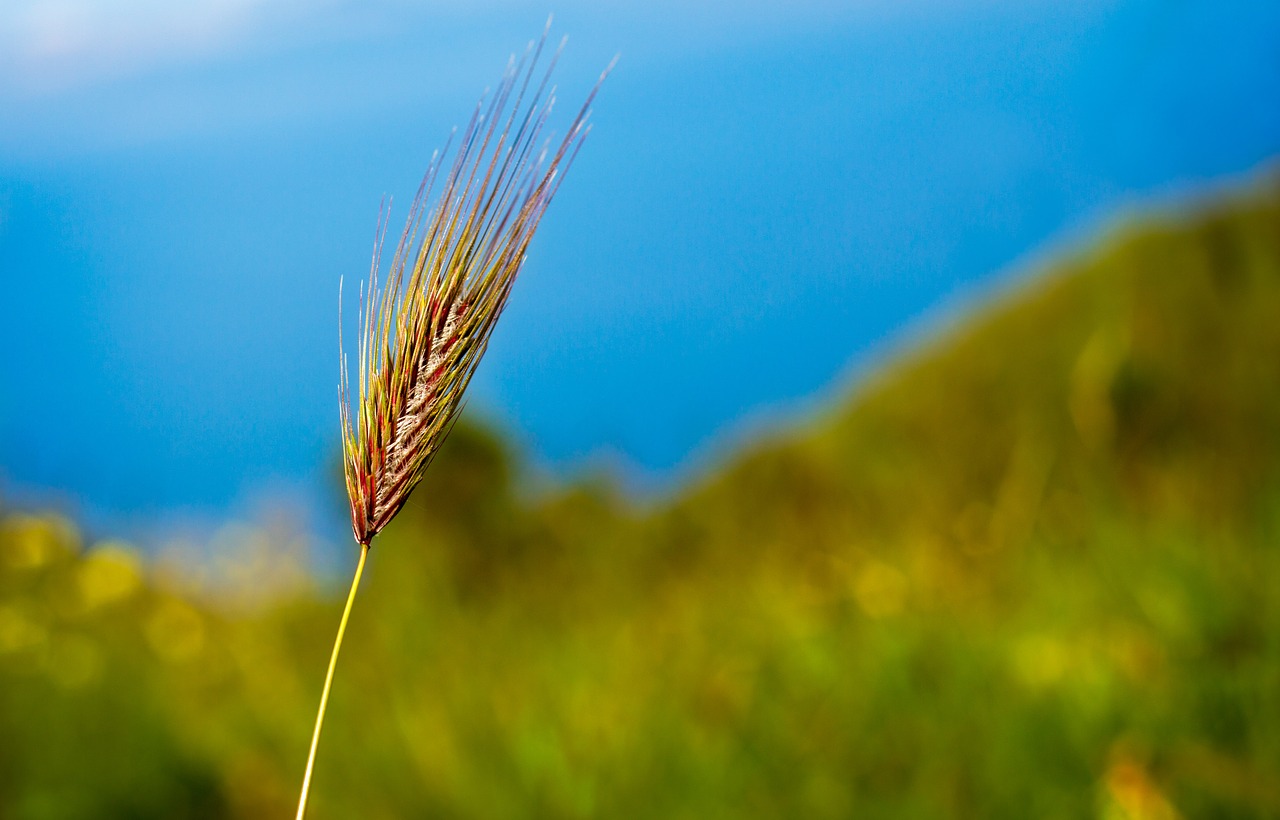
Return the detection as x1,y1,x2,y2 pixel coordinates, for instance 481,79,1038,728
3,174,1280,818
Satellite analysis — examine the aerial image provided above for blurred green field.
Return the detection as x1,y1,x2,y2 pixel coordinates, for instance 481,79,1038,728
3,174,1280,818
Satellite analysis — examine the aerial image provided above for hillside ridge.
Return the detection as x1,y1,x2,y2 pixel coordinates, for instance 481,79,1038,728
2,171,1279,818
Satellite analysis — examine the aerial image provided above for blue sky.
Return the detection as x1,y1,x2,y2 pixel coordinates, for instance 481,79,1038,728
2,0,1279,542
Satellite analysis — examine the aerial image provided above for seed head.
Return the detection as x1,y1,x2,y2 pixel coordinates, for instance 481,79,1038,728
340,34,609,546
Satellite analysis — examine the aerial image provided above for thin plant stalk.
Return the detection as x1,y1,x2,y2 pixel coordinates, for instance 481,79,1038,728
295,542,369,820
293,25,607,818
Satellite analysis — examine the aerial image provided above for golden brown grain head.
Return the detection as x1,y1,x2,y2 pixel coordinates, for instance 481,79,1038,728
340,34,610,546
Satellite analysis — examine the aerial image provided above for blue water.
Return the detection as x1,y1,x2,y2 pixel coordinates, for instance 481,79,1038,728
2,0,1278,541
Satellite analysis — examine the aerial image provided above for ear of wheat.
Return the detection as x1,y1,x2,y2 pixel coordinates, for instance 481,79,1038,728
296,32,609,819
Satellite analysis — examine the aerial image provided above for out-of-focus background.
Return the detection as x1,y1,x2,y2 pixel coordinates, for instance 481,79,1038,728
3,1,1280,817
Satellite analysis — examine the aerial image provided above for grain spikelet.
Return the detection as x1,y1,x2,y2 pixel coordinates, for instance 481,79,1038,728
298,32,609,820
340,34,609,546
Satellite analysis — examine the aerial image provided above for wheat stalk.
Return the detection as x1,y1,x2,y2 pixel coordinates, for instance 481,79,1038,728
296,30,609,819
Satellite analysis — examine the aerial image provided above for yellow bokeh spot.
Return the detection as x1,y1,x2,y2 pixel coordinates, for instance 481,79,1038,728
146,598,206,663
1013,635,1068,690
1103,750,1183,820
0,604,47,653
1,514,78,571
77,543,143,611
854,561,908,619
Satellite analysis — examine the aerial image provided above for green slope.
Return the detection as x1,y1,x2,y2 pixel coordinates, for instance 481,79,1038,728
2,173,1279,818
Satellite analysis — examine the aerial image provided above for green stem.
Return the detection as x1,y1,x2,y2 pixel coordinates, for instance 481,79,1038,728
296,541,370,820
